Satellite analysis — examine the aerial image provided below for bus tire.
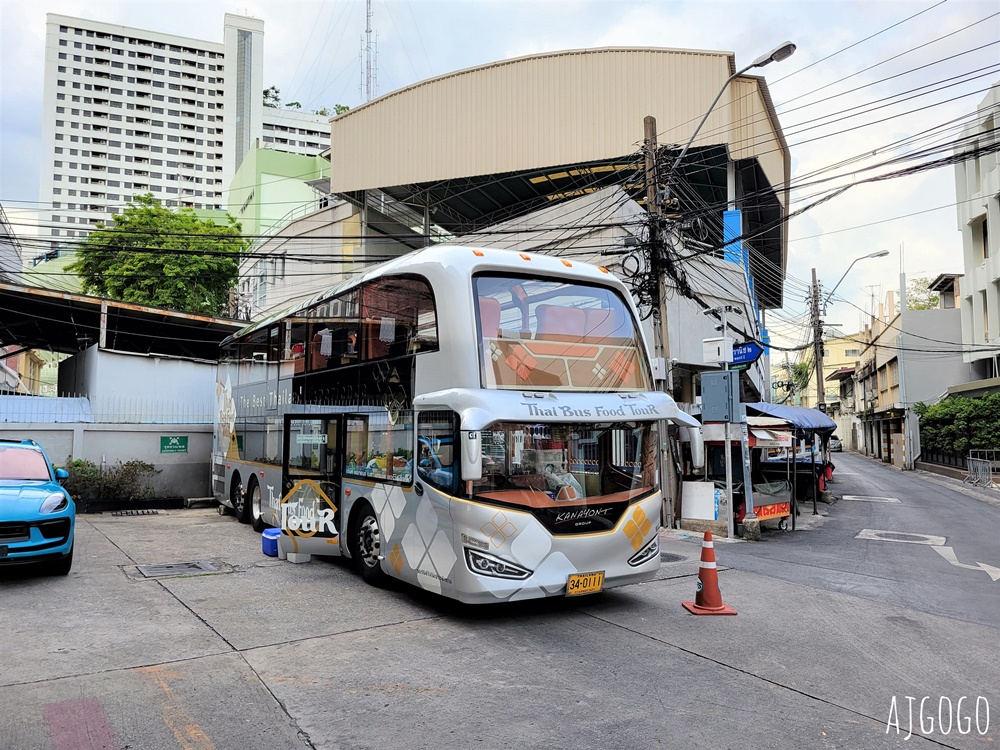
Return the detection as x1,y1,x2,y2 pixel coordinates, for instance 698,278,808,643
231,473,250,525
250,477,266,532
350,500,388,586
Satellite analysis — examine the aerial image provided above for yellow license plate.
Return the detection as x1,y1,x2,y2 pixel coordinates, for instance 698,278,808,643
566,571,604,597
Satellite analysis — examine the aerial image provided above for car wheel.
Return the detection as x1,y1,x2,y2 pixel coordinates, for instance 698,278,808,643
231,474,250,525
350,501,388,586
49,544,73,576
250,478,266,532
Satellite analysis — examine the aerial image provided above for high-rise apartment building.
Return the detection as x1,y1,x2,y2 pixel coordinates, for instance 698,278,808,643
39,13,328,246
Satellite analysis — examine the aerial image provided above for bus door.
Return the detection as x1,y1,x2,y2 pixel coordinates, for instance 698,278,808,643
281,414,343,554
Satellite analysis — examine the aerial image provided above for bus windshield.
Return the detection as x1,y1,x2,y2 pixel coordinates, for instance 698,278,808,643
470,421,657,513
474,275,652,392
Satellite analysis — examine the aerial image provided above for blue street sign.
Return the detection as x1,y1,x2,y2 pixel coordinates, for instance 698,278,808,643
731,341,764,366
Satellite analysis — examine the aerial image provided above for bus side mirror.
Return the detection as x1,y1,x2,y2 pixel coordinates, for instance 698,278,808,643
460,431,483,482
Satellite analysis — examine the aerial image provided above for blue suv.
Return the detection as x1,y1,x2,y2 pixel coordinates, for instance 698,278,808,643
0,439,75,575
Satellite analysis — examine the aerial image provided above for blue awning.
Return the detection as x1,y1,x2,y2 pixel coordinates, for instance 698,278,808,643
744,402,836,434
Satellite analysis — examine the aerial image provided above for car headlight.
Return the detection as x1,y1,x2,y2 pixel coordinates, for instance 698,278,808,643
627,536,659,567
465,548,532,580
40,493,69,514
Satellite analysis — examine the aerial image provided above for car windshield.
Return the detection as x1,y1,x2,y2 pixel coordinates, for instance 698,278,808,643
0,447,51,481
468,421,657,507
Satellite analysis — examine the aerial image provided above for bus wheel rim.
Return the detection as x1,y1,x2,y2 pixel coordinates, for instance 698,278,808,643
358,515,380,568
252,484,261,519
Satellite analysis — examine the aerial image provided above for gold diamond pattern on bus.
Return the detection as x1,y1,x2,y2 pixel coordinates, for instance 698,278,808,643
623,506,651,551
481,512,517,548
389,544,404,574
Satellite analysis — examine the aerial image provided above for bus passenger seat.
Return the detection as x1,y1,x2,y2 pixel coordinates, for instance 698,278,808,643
536,304,586,342
479,297,501,339
584,309,624,341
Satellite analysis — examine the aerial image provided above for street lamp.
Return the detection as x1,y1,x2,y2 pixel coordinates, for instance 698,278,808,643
823,249,890,306
648,42,796,534
669,41,797,175
810,249,888,452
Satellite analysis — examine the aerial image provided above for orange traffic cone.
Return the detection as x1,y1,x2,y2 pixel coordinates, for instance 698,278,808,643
682,531,737,615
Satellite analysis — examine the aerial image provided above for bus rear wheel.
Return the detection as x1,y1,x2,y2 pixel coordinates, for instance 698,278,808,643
351,501,388,586
231,474,250,525
250,478,266,532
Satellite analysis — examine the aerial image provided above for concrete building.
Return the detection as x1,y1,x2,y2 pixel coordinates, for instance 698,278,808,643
38,13,328,247
954,81,1000,386
792,332,863,413
856,278,975,469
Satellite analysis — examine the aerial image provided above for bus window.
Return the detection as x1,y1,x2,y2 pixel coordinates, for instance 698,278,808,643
238,329,268,385
345,411,414,485
417,411,458,494
306,289,359,372
473,275,651,392
282,320,308,377
359,277,438,361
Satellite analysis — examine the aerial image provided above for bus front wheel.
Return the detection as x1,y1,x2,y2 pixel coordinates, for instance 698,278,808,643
350,501,388,586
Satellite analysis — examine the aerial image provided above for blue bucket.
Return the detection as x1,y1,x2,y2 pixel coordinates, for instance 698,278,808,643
262,527,281,557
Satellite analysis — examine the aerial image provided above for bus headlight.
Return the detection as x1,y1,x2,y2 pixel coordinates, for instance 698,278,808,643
465,548,532,580
627,536,659,567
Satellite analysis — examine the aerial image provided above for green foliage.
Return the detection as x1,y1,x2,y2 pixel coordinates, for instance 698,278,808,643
916,393,1000,455
67,194,246,315
285,101,301,109
63,458,159,501
314,103,351,117
263,85,281,108
896,277,940,312
791,359,814,393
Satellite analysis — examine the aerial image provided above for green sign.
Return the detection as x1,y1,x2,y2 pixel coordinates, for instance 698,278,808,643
160,435,189,454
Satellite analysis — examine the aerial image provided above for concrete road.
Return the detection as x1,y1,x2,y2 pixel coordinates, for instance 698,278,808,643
1,492,997,750
719,451,1000,629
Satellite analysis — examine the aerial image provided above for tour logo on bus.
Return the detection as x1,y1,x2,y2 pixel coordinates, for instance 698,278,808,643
280,480,338,538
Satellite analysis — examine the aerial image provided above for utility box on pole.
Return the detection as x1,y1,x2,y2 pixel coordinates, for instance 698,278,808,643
701,371,740,423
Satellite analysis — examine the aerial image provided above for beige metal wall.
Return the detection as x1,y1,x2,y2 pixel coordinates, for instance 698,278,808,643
329,47,788,199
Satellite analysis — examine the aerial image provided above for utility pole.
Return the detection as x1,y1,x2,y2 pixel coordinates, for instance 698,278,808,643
811,267,826,413
643,115,678,529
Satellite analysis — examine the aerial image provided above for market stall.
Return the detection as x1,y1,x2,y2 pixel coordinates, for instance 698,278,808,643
747,403,837,529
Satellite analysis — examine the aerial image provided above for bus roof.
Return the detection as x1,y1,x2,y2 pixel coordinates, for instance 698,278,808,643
225,245,627,344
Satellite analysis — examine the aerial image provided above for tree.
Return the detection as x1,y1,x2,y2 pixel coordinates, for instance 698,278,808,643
263,85,281,108
791,358,814,394
894,277,940,313
313,104,350,117
67,194,246,316
906,277,940,310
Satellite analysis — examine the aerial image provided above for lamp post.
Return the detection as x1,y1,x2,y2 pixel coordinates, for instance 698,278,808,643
823,249,890,307
812,249,889,414
644,41,796,532
668,42,797,177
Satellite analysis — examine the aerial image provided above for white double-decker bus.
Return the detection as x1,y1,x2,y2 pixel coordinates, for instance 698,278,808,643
213,245,697,603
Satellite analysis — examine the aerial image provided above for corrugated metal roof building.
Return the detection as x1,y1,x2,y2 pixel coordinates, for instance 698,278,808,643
324,47,790,308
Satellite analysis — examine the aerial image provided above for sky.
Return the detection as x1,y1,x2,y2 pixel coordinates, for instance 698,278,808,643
1,0,998,344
